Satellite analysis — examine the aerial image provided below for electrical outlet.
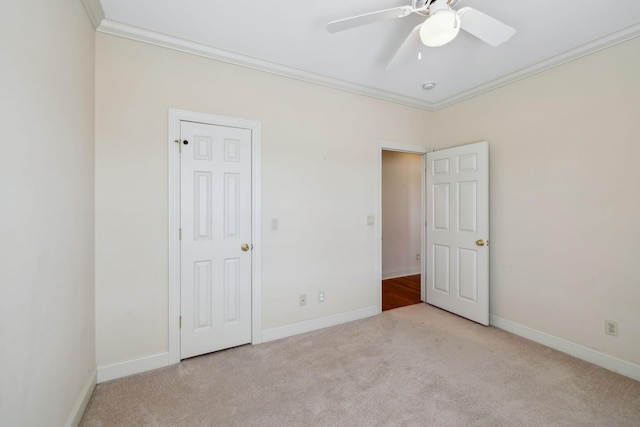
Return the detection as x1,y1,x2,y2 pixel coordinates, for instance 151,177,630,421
319,291,325,302
299,294,306,306
605,319,618,337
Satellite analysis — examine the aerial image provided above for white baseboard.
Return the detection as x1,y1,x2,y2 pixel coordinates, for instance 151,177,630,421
382,268,421,280
262,306,380,343
97,352,169,383
490,314,640,382
65,368,96,427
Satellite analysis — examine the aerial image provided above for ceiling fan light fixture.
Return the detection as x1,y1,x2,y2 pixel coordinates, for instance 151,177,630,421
419,9,461,47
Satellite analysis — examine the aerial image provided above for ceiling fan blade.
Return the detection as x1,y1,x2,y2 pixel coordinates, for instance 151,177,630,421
386,24,422,69
327,7,413,33
457,7,516,47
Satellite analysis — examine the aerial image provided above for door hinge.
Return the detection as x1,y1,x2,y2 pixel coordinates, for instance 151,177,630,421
179,316,182,328
179,228,182,240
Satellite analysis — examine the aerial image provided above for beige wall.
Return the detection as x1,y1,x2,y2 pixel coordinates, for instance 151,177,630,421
0,0,96,425
432,37,640,365
382,151,422,278
95,31,640,371
95,34,432,365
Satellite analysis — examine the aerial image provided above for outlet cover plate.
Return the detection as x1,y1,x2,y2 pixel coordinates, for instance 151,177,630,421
605,319,618,337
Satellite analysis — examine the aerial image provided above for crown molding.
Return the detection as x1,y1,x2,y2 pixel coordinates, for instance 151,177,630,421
95,18,640,112
96,19,436,111
432,22,640,110
81,0,105,29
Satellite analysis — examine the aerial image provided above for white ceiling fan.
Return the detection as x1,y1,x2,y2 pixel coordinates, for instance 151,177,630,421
327,0,516,64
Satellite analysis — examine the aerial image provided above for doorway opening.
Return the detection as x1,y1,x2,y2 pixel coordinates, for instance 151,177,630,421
377,142,428,312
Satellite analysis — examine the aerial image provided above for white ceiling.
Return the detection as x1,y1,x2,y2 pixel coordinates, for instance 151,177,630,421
85,0,640,110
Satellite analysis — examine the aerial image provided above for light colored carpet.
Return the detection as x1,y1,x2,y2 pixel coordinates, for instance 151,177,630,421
81,304,640,426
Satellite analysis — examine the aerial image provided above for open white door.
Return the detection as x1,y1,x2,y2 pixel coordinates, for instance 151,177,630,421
426,141,489,325
180,120,253,359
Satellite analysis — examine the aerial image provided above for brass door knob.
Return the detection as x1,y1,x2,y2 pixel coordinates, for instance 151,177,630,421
475,240,485,247
241,243,250,252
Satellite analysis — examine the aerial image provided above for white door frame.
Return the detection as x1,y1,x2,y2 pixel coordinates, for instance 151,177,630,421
377,141,430,312
168,109,262,365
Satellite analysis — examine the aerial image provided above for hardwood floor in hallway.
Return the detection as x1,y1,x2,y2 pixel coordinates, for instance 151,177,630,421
382,274,421,311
